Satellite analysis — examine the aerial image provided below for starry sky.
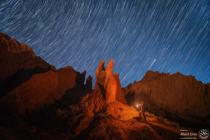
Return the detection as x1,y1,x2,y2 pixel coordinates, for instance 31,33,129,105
0,0,210,86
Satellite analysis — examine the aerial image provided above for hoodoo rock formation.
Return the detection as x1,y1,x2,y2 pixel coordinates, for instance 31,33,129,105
95,59,126,104
94,59,138,121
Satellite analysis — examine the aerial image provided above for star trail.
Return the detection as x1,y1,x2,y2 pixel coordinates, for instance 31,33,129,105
0,0,210,86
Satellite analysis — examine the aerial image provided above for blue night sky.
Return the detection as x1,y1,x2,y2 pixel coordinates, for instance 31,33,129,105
0,0,210,86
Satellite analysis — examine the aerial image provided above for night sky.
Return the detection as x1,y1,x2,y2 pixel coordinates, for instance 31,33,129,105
0,0,210,86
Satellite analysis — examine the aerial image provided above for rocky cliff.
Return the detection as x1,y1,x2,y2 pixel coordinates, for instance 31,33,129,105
0,32,90,115
0,33,52,82
125,71,210,124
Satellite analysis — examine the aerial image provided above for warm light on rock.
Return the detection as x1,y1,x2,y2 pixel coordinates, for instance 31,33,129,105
105,101,139,121
95,59,126,104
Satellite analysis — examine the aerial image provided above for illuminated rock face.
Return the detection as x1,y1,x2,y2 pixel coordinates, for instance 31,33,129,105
95,59,126,104
125,71,210,122
95,60,106,88
105,60,117,103
105,101,139,121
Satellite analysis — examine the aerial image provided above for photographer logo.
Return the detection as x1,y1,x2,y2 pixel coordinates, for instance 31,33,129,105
198,129,209,140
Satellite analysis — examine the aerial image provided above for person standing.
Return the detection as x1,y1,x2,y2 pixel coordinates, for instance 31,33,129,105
136,102,146,122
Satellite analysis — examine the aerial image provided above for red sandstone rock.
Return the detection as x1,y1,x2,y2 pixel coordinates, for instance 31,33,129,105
77,113,166,140
57,67,77,94
1,67,77,115
0,33,81,115
58,60,139,137
0,33,202,140
95,59,126,104
125,71,210,122
0,32,53,82
105,101,139,121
